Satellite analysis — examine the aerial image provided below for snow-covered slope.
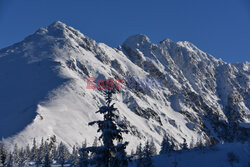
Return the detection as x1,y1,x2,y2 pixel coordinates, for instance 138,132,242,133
150,142,250,167
0,21,249,151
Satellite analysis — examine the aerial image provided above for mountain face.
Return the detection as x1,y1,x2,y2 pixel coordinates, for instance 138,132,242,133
0,21,249,150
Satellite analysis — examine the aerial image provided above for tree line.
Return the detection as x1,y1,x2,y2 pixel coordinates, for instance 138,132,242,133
0,90,208,167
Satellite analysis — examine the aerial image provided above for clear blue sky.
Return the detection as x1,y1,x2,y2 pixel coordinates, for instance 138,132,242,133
0,0,249,63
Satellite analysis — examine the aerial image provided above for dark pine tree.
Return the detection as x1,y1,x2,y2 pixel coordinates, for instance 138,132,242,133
0,140,6,167
23,144,31,165
5,153,13,167
83,90,128,167
31,138,37,162
44,153,51,167
160,135,174,156
12,144,20,167
110,142,129,167
71,145,79,167
136,143,143,167
79,141,88,167
142,141,154,167
57,142,70,167
43,140,50,165
149,140,157,156
35,138,45,167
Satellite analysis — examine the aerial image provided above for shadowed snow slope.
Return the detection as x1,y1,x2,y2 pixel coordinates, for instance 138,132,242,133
150,143,249,167
0,21,249,151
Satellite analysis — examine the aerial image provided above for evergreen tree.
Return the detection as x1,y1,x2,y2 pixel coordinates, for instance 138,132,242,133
44,140,50,162
160,135,168,155
24,144,31,164
57,142,70,167
35,138,44,166
111,142,129,167
136,143,143,167
0,140,6,166
48,135,57,151
51,144,57,161
160,135,174,156
18,147,25,166
12,144,20,167
5,153,13,167
142,141,153,167
43,139,52,167
44,153,51,167
79,141,88,167
71,145,79,167
149,140,157,156
31,138,38,161
83,90,128,167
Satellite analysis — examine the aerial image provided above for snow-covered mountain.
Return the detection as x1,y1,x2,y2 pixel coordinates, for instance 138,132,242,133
0,21,249,151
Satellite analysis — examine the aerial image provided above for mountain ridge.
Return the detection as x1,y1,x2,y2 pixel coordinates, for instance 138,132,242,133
0,21,249,151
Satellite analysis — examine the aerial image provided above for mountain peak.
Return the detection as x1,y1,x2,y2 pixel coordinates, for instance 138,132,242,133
177,41,197,49
48,21,67,29
159,38,173,44
122,34,151,49
159,38,176,48
32,21,69,39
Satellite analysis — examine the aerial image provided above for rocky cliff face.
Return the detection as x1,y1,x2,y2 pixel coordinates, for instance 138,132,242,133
0,21,249,150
